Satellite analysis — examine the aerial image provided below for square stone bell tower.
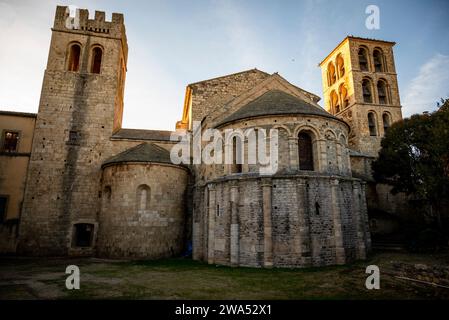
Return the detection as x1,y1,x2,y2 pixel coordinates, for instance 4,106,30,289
18,6,128,255
319,36,403,157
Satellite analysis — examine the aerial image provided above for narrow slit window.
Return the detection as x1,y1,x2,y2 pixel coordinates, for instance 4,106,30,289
298,132,314,171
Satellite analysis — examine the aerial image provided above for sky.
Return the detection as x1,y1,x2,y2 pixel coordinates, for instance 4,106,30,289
0,0,448,131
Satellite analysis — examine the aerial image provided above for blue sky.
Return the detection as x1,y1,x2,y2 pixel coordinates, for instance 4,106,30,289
0,0,448,130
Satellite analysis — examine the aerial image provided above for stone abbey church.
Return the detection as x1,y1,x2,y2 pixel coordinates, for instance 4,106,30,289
0,6,403,268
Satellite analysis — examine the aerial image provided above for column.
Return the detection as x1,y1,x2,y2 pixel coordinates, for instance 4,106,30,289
202,187,209,261
261,178,273,268
243,140,249,173
352,182,366,259
297,178,311,266
336,141,343,174
230,183,240,266
288,137,298,172
331,179,346,265
192,187,203,261
317,139,327,172
207,184,216,264
360,181,372,251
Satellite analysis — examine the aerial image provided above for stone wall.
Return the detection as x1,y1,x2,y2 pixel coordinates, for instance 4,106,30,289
192,110,370,267
203,114,352,181
189,69,270,124
18,6,129,255
97,162,188,259
193,175,370,268
16,6,186,257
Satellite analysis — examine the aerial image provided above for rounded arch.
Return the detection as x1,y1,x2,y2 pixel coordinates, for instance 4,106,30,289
338,83,349,109
293,124,320,140
136,184,151,212
67,42,82,72
90,45,103,74
330,90,340,114
327,61,337,86
324,129,337,141
373,47,386,72
376,78,390,105
336,53,345,78
338,133,348,145
362,77,374,103
358,46,370,72
272,124,291,136
367,111,378,136
224,130,246,146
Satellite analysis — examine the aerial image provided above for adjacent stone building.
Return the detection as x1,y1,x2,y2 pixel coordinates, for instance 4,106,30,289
0,6,408,266
0,111,36,253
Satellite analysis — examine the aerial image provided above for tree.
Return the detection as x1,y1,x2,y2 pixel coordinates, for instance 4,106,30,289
437,97,449,113
372,99,449,229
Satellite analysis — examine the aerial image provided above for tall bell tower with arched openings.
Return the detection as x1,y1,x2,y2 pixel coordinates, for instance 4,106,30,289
18,6,128,255
319,36,403,158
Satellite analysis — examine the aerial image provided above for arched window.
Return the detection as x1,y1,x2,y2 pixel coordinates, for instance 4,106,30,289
368,112,378,136
339,84,349,109
373,48,385,72
67,43,81,72
298,132,314,171
327,62,336,86
137,184,151,212
383,113,391,133
362,78,373,103
231,136,243,173
336,54,345,78
358,47,369,71
377,79,389,105
330,90,340,114
90,47,103,74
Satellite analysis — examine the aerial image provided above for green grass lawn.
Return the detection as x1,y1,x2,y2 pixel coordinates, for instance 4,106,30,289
0,252,448,300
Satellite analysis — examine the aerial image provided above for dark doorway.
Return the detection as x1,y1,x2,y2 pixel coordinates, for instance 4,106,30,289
73,223,94,247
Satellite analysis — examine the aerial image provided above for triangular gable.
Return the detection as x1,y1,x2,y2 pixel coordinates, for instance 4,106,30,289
176,68,270,130
206,73,323,127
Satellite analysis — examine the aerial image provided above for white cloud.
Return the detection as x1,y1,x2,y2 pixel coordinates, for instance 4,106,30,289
403,53,449,116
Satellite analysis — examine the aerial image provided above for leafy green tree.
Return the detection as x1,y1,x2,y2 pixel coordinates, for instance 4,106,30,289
372,98,449,229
